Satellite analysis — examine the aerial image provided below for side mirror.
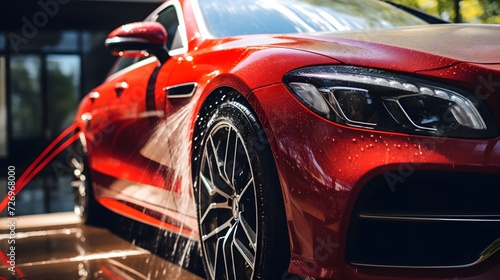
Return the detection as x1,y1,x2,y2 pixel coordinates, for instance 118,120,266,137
105,22,170,63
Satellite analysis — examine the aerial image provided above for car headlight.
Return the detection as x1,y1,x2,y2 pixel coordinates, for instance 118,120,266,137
284,66,498,139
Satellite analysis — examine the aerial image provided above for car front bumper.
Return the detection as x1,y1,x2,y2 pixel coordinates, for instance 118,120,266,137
249,83,500,280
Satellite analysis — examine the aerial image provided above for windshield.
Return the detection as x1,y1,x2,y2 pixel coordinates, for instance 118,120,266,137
197,0,429,37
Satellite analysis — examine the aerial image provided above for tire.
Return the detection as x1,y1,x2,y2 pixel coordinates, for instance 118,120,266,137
193,94,289,280
70,140,112,227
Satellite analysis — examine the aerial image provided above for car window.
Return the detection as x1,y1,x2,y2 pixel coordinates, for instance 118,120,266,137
108,56,139,77
154,6,184,51
197,0,429,37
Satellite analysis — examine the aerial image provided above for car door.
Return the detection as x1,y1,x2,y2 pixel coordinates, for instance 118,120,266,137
86,54,163,208
106,55,162,186
104,2,196,225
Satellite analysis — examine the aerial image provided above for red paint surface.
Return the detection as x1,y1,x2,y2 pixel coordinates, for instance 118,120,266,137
107,21,167,46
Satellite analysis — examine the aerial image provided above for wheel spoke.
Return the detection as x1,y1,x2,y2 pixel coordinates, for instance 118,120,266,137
202,216,234,242
204,147,216,186
209,133,233,188
238,212,257,250
233,234,255,270
231,222,255,279
222,222,238,279
200,172,216,196
208,237,224,280
239,177,254,199
200,201,232,223
200,173,232,199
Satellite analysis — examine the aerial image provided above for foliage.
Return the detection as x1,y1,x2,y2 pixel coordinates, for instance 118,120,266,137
47,60,78,137
11,56,78,140
10,57,42,139
391,0,500,23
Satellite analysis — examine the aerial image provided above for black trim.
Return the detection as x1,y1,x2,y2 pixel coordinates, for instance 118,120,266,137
166,82,197,98
346,171,500,268
146,65,161,125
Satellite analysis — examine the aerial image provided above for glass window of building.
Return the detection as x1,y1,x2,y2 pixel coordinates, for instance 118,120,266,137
0,33,5,51
46,54,81,138
16,31,79,53
10,55,43,139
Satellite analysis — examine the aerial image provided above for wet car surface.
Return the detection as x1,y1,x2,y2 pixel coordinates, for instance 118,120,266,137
0,213,203,280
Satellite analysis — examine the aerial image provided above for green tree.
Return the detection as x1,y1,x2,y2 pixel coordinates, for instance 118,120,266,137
453,0,462,22
478,0,500,23
10,57,42,139
392,0,500,23
47,61,78,138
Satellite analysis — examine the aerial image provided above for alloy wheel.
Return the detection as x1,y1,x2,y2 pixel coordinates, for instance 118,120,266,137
198,121,258,280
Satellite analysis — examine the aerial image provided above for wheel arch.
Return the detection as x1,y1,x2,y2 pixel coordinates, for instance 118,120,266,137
191,86,257,178
190,84,292,249
190,86,293,278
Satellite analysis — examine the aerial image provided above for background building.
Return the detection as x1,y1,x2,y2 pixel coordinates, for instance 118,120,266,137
0,0,162,215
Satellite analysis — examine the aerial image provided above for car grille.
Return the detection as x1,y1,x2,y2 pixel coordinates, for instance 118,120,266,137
346,171,500,268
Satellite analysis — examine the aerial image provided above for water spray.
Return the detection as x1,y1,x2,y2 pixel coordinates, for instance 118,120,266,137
0,122,81,212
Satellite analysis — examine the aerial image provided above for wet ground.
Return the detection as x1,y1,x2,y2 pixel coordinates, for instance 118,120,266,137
0,213,204,280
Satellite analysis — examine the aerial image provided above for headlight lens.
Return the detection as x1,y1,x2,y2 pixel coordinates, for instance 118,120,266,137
284,66,498,138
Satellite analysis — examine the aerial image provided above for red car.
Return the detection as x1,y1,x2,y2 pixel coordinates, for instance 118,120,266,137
71,0,500,279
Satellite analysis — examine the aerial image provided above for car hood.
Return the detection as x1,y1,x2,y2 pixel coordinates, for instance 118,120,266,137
273,24,500,72
324,24,500,64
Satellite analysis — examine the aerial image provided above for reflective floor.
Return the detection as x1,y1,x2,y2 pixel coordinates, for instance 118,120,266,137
0,213,203,280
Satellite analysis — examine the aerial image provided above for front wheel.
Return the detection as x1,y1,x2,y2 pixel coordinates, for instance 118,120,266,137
194,95,289,280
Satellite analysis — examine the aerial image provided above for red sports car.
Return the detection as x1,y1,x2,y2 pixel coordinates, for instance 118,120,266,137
71,0,500,279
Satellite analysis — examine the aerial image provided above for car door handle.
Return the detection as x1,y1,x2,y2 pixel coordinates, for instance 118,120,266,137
114,81,129,97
